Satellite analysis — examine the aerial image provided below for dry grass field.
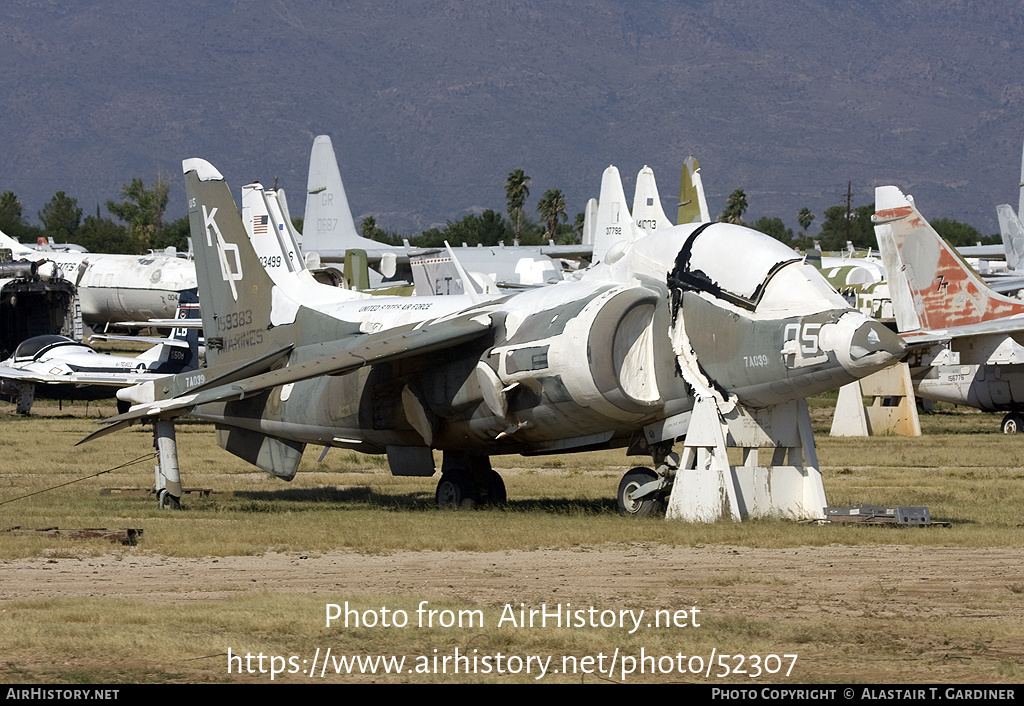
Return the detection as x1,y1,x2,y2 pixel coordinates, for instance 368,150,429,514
1,395,1022,684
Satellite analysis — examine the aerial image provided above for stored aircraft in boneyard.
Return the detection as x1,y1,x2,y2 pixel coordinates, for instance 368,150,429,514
0,231,197,327
301,135,584,290
874,185,1024,433
0,292,200,414
85,158,904,517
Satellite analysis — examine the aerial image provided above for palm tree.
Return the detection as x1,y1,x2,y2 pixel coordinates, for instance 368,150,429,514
718,189,748,225
798,207,815,233
505,169,530,242
537,188,567,241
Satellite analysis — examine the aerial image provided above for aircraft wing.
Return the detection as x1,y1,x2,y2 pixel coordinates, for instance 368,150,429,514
0,364,167,387
980,272,1024,294
111,319,204,329
89,335,194,347
900,314,1024,345
80,310,492,443
539,243,594,260
957,244,1006,258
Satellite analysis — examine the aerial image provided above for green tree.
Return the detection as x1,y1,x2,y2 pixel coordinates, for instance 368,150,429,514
416,210,510,247
73,215,130,253
151,215,191,252
537,188,567,242
0,191,24,232
931,218,1000,247
573,211,586,243
718,189,748,225
798,207,814,233
751,216,793,244
819,203,875,250
361,216,381,239
505,169,530,243
38,191,82,241
360,216,403,246
106,176,170,253
0,191,41,241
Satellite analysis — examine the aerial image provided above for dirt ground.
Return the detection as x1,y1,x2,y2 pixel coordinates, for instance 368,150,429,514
5,544,1022,612
3,543,1023,683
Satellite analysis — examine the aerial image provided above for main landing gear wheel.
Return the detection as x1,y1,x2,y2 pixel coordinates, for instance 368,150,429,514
616,467,664,518
1002,413,1024,434
435,470,477,509
157,489,181,510
482,470,506,506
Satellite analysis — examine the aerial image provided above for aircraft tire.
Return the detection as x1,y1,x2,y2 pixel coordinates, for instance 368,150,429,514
482,470,506,506
435,470,477,509
157,489,182,511
1001,413,1024,434
616,467,664,518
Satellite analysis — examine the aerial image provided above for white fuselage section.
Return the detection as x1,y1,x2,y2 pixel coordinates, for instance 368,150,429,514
47,252,197,324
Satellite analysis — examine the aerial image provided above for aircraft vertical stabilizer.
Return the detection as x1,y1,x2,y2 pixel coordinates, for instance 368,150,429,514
184,159,309,369
581,197,598,246
1018,138,1024,219
303,135,361,253
996,204,1024,272
874,185,1024,332
632,166,672,233
243,183,302,274
272,188,304,250
678,155,710,224
591,166,643,264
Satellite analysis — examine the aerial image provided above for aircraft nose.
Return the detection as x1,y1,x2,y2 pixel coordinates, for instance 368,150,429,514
843,317,906,375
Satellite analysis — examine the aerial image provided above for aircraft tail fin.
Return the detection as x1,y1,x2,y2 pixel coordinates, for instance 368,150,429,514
130,290,202,372
805,246,822,270
171,290,202,369
591,166,644,264
184,158,310,369
272,188,303,250
678,155,710,224
242,182,306,275
874,185,1024,332
996,204,1024,272
344,249,371,290
631,166,672,232
1018,138,1024,218
581,197,598,247
0,231,31,256
302,135,361,253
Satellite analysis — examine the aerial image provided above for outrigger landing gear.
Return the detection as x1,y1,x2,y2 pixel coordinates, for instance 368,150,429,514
617,467,665,517
154,420,183,510
435,452,506,508
616,444,676,518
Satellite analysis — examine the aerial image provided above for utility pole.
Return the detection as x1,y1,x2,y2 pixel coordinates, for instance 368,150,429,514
845,181,852,244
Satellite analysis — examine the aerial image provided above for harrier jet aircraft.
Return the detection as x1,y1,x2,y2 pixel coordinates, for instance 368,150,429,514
0,232,197,328
89,158,903,515
874,185,1024,432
